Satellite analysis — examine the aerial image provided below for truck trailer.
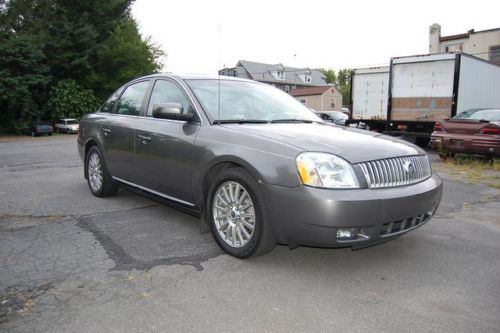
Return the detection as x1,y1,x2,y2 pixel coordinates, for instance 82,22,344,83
350,53,500,146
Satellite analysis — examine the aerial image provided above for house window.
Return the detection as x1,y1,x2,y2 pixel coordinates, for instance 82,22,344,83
299,98,307,104
284,85,290,93
444,43,463,53
490,45,500,65
304,75,311,83
276,71,285,80
330,99,335,109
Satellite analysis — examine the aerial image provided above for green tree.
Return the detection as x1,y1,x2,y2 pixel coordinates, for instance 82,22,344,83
336,69,352,106
0,34,50,132
47,80,99,121
0,0,165,133
92,18,164,99
320,68,337,85
319,68,352,106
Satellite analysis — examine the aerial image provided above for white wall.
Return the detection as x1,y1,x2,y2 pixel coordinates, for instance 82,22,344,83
457,55,500,112
391,58,455,98
352,67,389,120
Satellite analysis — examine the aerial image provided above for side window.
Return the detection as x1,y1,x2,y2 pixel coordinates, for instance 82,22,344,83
99,88,122,113
115,81,150,116
147,80,191,117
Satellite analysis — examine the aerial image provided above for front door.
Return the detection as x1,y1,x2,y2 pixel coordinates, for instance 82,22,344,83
101,80,150,182
134,79,200,205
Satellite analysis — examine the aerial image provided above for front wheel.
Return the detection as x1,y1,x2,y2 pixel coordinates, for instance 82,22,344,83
85,146,118,197
208,167,276,258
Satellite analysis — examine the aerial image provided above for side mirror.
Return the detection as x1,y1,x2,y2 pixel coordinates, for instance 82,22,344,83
152,103,194,122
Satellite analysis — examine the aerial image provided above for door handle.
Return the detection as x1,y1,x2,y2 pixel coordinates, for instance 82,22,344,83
137,134,151,143
102,127,111,136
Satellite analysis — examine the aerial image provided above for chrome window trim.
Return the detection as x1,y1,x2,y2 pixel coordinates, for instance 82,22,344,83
99,112,196,125
112,176,195,207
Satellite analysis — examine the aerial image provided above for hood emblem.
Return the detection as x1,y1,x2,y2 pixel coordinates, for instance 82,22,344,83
403,161,415,176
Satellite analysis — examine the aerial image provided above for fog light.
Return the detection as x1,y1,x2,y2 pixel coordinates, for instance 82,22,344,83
336,228,359,240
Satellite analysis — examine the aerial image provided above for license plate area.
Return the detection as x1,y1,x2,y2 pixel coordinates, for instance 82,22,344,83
449,139,464,147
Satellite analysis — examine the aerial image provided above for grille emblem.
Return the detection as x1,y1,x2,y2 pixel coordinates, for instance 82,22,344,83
403,161,415,175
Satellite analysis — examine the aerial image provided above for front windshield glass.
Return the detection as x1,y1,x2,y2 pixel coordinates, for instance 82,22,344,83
66,120,78,125
186,79,320,123
330,112,348,120
467,109,500,121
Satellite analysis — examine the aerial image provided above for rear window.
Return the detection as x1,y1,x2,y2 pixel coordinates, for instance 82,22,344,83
66,120,78,125
467,109,500,122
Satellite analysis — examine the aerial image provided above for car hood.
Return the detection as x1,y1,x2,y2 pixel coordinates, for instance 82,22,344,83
222,123,423,164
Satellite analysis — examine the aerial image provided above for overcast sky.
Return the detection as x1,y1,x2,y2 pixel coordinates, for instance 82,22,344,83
131,0,500,74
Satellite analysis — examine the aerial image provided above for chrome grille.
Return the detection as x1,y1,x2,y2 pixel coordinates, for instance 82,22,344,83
358,155,431,188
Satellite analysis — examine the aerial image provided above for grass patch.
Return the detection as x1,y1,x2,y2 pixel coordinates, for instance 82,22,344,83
434,155,500,189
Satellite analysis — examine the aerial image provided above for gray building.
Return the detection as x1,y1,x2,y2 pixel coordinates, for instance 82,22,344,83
219,60,328,93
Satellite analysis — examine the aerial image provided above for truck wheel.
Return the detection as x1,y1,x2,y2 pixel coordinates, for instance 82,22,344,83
85,146,118,197
207,167,276,258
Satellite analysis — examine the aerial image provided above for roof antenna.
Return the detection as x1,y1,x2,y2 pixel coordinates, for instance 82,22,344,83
217,23,221,125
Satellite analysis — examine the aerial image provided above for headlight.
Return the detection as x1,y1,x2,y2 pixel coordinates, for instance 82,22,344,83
296,152,360,189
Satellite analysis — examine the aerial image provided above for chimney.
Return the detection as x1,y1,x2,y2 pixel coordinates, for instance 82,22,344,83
429,23,441,54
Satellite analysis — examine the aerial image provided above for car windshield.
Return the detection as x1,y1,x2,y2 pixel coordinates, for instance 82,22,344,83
462,109,500,122
453,109,483,119
329,112,348,120
186,79,320,123
66,120,78,125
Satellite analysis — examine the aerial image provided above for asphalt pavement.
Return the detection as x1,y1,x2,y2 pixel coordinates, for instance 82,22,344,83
0,135,499,332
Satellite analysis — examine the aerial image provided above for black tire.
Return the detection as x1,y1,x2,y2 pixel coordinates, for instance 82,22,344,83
438,152,448,160
85,146,118,197
48,133,52,136
207,167,276,258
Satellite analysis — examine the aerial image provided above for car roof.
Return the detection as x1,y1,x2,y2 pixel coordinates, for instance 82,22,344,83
60,118,77,121
138,73,256,83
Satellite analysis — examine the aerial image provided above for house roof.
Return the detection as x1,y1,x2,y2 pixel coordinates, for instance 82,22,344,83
289,86,332,97
439,33,469,42
228,60,327,86
439,27,500,42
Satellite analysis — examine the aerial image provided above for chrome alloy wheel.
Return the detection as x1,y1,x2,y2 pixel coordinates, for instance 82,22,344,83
212,181,256,248
88,152,103,192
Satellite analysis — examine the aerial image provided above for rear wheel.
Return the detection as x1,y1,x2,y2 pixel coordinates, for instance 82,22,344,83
207,167,276,258
438,151,455,160
85,146,118,197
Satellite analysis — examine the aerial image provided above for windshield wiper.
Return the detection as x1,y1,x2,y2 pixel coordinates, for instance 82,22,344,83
213,119,269,124
268,119,314,123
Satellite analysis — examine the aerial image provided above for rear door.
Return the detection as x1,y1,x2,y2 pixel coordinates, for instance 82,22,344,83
101,80,151,182
134,78,201,205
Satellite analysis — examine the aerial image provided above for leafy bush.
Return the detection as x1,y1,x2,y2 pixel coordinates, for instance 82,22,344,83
47,80,99,121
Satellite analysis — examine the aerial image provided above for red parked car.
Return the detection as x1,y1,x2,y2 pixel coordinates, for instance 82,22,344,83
430,108,500,158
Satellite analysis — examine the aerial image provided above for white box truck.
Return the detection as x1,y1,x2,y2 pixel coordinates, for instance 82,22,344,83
350,53,500,146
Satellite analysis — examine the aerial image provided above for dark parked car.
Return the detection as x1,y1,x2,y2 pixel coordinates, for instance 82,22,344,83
316,111,348,126
430,108,500,158
26,122,53,137
78,74,442,258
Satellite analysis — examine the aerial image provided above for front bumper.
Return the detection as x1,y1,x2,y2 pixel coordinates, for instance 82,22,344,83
262,174,442,248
